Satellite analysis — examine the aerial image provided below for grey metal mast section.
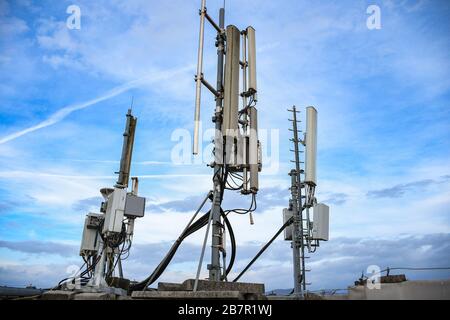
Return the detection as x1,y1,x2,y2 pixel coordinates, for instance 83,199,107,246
193,1,226,281
288,106,306,297
209,7,226,282
193,0,260,284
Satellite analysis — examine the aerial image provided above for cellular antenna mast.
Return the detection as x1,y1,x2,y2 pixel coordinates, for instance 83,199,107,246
284,106,329,299
192,0,261,283
57,109,146,295
287,106,307,297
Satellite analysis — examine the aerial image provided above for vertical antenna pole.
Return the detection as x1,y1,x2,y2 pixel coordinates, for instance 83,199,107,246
131,177,139,195
289,170,302,298
194,209,214,291
193,0,207,155
209,6,226,282
290,106,306,298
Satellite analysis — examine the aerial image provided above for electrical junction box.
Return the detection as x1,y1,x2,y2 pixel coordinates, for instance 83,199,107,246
312,203,329,241
80,213,103,256
283,208,294,241
124,194,146,218
103,187,127,234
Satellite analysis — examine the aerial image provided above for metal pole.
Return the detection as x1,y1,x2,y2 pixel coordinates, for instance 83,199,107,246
209,7,225,282
90,240,106,288
289,170,302,298
193,0,207,155
194,209,214,291
117,257,123,279
291,106,306,296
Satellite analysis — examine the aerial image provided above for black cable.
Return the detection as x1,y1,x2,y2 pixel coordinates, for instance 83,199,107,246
226,172,242,190
221,209,236,280
129,206,238,290
129,164,242,291
129,211,212,291
55,239,106,289
233,217,293,282
224,192,256,216
106,238,127,280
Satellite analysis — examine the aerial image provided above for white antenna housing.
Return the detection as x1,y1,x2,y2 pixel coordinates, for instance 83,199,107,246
222,25,241,138
248,106,259,191
246,26,257,99
305,106,317,186
193,0,207,155
312,203,329,241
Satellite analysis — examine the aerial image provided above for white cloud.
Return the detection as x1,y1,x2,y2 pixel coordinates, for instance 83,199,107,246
1,233,449,290
0,65,191,145
0,15,28,37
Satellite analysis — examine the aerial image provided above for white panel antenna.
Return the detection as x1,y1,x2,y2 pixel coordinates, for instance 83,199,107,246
222,25,241,138
247,26,257,100
305,106,317,186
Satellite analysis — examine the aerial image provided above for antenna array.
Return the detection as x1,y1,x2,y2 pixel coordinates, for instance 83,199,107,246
284,106,329,298
191,0,261,284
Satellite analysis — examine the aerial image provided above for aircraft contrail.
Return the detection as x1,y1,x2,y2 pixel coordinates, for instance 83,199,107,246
0,66,193,145
0,171,210,179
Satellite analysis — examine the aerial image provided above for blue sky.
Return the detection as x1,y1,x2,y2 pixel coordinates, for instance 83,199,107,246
0,0,449,291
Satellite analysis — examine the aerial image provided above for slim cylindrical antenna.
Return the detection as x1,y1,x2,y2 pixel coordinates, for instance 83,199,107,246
131,177,139,195
193,0,207,155
116,109,137,188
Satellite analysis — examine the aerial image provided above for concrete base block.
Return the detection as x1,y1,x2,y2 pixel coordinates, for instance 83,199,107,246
348,280,450,300
41,290,76,300
132,290,246,300
73,293,116,300
158,279,265,294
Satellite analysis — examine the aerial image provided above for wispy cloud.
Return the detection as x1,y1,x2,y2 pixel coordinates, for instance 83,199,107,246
0,240,77,257
367,176,450,199
0,66,192,145
322,193,349,206
0,170,210,180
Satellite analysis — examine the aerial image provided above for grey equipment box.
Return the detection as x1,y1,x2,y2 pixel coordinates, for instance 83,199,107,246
124,194,146,218
80,213,103,256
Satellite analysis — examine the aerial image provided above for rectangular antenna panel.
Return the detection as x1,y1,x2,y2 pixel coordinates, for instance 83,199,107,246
247,26,257,97
249,106,259,191
312,203,329,241
103,187,126,234
305,106,317,185
222,25,240,138
283,208,293,241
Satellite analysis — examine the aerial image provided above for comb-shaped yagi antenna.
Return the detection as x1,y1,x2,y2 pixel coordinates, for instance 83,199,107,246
305,106,317,186
193,0,207,155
